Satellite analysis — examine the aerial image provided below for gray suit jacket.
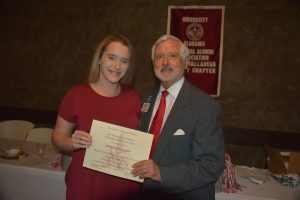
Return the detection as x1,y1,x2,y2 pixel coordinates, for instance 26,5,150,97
140,80,224,200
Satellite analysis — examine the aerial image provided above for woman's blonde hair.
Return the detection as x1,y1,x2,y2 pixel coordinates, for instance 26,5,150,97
88,35,135,85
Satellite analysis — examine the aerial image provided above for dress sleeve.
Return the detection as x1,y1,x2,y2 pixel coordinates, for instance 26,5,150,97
58,88,77,123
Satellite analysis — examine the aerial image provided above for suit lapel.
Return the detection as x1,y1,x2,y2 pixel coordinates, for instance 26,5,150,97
139,88,159,132
153,81,191,161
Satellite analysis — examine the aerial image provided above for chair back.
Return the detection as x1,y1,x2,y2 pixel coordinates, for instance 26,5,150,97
264,145,287,174
288,152,300,176
0,120,35,140
26,127,53,144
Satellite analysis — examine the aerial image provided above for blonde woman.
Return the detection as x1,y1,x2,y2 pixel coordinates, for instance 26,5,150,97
52,35,140,200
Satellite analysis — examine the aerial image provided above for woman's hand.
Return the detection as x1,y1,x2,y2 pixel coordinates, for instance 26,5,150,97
71,130,92,150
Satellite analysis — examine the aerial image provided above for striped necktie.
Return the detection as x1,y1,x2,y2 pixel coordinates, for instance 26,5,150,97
149,90,169,157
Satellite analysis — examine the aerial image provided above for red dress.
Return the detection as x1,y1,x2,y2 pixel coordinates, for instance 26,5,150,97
58,83,141,200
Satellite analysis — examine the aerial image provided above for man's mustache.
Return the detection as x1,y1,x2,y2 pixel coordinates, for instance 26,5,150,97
160,65,173,72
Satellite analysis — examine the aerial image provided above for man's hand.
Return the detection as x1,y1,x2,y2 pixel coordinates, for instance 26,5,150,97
132,159,161,182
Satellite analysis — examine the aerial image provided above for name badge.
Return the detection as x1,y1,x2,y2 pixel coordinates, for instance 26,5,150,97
141,103,150,112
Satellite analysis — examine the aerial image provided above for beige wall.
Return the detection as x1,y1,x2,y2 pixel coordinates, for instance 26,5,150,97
0,0,299,132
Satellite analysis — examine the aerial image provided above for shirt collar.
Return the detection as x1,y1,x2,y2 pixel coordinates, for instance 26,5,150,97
159,77,185,99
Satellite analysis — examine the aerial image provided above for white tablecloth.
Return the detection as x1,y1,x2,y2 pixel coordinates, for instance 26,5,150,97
215,166,300,200
0,139,66,200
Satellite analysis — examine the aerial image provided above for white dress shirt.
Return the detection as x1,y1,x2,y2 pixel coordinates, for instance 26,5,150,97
148,77,185,132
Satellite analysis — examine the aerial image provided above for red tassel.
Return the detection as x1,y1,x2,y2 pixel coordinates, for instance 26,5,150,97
222,153,243,193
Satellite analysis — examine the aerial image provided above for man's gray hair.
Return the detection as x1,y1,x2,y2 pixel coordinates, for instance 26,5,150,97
151,34,190,61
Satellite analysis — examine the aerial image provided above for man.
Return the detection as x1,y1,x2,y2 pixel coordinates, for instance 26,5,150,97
132,35,224,200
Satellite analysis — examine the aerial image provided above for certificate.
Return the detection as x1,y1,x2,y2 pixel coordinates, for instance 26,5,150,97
83,120,153,182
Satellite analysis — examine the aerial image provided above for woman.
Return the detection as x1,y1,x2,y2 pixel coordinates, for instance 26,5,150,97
52,35,141,200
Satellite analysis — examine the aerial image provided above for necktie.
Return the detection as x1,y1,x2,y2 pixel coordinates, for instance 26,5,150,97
149,90,169,157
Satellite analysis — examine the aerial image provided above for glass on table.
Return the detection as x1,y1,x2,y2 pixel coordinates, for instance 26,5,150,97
36,143,47,158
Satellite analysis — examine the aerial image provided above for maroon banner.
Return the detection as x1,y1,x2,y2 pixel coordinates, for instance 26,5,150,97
167,6,224,96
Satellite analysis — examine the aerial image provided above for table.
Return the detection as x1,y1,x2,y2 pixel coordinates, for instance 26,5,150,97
215,166,300,200
0,139,66,200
